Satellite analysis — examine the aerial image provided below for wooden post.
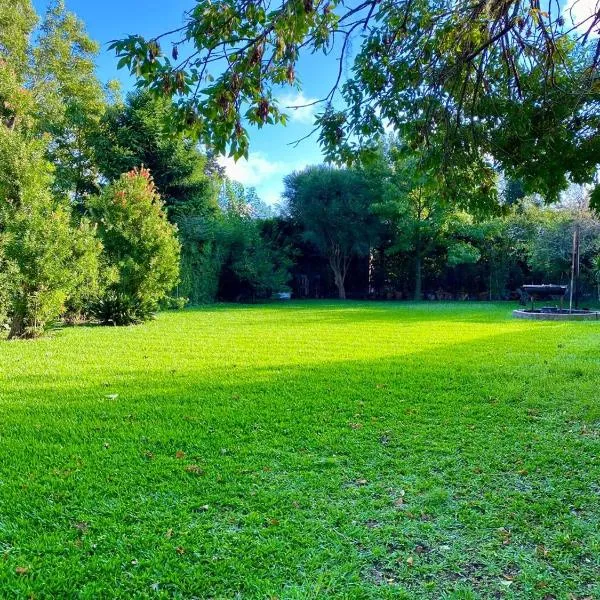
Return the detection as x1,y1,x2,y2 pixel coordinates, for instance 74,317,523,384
569,224,577,312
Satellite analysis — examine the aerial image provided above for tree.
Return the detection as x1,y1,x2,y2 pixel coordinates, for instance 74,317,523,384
214,180,291,301
372,139,495,299
94,90,222,303
283,166,380,299
216,212,291,301
87,168,181,325
0,126,101,338
0,10,101,339
522,190,600,286
32,0,109,202
95,91,220,213
110,0,600,203
0,0,37,79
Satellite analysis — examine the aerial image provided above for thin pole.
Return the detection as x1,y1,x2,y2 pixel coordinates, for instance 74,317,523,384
575,223,580,309
569,225,576,313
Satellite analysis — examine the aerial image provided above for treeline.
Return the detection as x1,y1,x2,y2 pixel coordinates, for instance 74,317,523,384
275,160,600,303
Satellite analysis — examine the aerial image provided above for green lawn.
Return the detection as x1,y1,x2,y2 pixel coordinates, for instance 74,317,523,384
0,302,598,599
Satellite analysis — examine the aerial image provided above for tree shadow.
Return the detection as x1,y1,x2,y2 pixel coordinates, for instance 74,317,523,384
0,317,598,597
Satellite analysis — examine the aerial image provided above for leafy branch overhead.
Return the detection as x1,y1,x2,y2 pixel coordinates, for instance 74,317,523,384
111,0,600,200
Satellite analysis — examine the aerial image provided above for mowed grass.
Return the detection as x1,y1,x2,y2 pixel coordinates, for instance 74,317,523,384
0,302,599,599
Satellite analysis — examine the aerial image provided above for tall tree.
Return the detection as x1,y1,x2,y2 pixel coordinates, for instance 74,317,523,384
372,139,496,299
95,90,219,213
94,90,222,303
0,0,101,338
31,0,109,202
0,0,37,79
283,165,380,299
0,86,100,338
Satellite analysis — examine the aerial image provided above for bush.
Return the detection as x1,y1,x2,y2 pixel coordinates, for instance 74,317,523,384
0,128,100,338
161,296,188,310
89,291,152,326
87,168,180,325
215,212,291,301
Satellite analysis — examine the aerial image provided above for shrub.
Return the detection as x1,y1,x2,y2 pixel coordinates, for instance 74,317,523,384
87,168,180,325
0,128,100,338
161,296,188,311
215,211,291,301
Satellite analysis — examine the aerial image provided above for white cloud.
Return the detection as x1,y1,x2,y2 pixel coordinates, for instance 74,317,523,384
563,0,599,34
218,152,312,205
261,187,285,207
218,152,283,188
276,92,319,124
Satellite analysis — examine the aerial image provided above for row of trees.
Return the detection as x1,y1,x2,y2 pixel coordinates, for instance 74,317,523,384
280,154,600,302
105,0,599,303
2,1,599,340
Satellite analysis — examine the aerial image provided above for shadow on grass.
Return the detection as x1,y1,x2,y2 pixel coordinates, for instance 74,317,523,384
0,323,598,598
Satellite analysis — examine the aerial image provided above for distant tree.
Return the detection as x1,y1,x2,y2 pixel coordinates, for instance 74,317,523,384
373,140,495,299
216,213,291,301
87,168,180,325
219,180,254,217
245,187,274,219
522,191,600,285
503,179,526,206
215,180,291,300
283,166,380,299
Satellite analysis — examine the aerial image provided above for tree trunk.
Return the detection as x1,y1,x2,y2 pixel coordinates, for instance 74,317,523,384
414,254,422,301
8,312,26,340
333,271,346,299
414,213,423,301
329,246,348,300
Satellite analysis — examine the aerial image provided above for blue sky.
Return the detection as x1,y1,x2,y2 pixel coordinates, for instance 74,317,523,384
32,0,595,205
32,0,352,206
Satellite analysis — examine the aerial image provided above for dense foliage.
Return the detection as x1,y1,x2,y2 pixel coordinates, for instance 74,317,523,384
94,90,223,303
1,1,600,341
87,168,181,325
0,126,101,338
0,1,291,337
277,156,600,302
216,181,291,300
111,0,599,204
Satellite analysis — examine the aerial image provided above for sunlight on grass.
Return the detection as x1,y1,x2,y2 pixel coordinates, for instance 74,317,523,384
0,302,599,598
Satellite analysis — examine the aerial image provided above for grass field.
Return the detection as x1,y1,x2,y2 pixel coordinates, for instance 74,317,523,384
0,302,598,599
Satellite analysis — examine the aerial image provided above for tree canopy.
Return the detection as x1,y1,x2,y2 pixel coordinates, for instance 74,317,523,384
111,0,600,205
283,165,380,298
